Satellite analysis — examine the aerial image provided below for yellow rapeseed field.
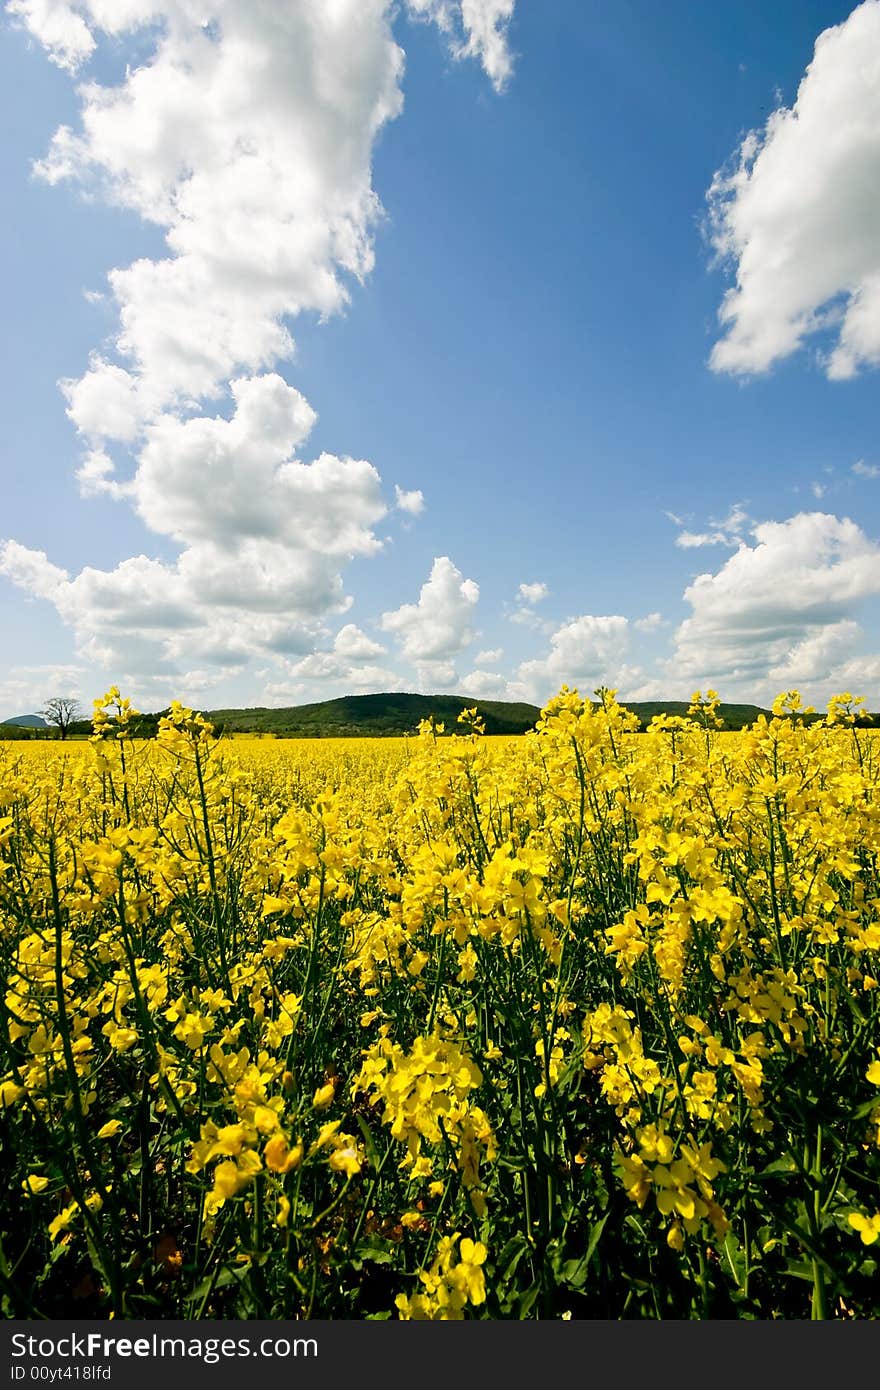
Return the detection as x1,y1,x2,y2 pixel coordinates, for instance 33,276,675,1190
1,687,879,1319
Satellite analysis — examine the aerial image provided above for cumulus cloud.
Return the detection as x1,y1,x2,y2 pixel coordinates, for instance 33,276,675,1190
277,621,399,692
517,580,548,604
672,512,880,692
381,555,479,689
634,612,663,633
459,668,508,698
474,646,503,664
1,372,392,679
394,484,425,515
516,614,632,702
26,2,407,429
18,0,514,434
404,0,515,91
707,0,880,378
3,0,515,699
7,0,95,71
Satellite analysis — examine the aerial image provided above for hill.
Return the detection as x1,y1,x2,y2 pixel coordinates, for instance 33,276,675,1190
4,694,875,742
204,693,787,738
206,692,541,737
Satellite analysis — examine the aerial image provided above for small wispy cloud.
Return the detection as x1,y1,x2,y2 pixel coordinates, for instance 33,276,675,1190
853,459,880,480
673,503,748,549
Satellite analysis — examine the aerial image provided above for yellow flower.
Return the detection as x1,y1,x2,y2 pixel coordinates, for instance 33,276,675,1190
313,1082,336,1110
264,1135,303,1174
22,1175,50,1196
848,1211,880,1245
328,1139,363,1178
48,1203,78,1242
97,1119,123,1139
457,1238,487,1304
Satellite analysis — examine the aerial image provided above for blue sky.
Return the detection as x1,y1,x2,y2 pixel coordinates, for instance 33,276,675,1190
2,0,880,717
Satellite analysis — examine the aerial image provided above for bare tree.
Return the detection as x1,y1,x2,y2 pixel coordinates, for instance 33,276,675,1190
39,697,82,741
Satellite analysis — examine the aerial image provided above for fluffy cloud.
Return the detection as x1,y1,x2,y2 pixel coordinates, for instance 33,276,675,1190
133,376,381,556
516,614,632,702
26,2,406,428
0,371,391,679
517,580,548,604
707,1,880,378
634,612,663,633
7,0,96,71
381,556,479,689
458,668,508,698
394,484,425,515
672,512,880,692
18,0,514,433
3,0,514,700
404,0,515,91
274,624,398,693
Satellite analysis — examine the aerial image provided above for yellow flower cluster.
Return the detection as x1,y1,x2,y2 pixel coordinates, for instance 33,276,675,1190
1,684,879,1318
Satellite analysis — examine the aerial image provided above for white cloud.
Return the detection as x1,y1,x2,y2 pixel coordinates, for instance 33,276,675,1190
517,580,548,604
634,612,663,633
474,646,503,664
675,530,733,550
394,484,425,515
672,512,880,691
811,482,826,500
459,668,508,698
19,0,515,434
403,0,515,91
517,614,632,702
28,2,406,425
674,503,748,549
707,0,880,378
767,619,860,685
133,376,382,558
74,446,126,499
3,0,515,701
333,623,387,662
853,459,880,479
7,0,95,71
381,555,479,688
274,623,398,693
1,371,393,680
0,662,86,720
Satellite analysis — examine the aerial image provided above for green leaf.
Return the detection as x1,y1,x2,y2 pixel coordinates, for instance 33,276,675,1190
517,1282,541,1318
757,1156,798,1178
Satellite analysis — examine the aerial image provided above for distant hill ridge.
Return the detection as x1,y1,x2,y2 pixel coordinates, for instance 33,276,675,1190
5,694,879,740
205,691,781,737
207,691,542,737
